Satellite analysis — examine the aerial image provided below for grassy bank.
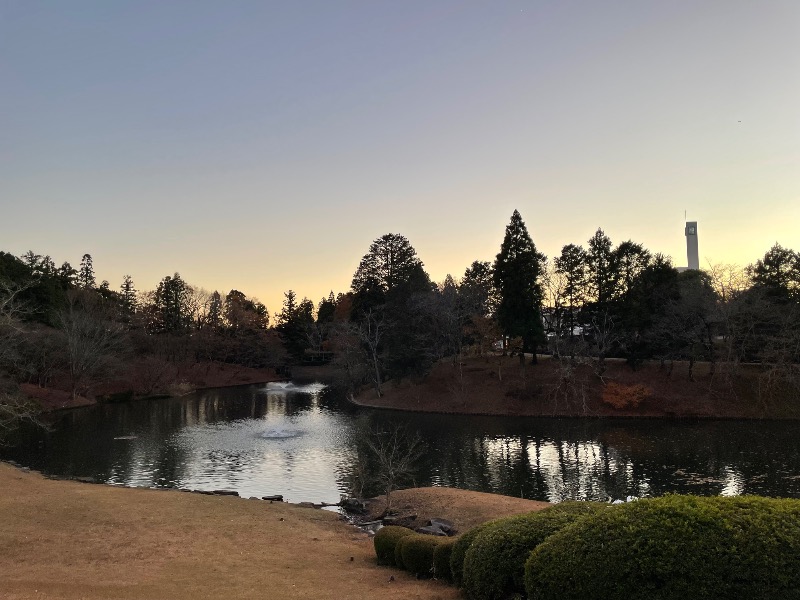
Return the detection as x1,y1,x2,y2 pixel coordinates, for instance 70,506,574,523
0,463,547,600
22,359,285,412
353,355,800,419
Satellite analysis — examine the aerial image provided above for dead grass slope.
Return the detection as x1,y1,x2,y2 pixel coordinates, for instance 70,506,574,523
353,355,794,419
0,464,458,600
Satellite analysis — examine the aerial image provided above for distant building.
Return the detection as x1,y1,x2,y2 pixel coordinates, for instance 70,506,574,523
685,221,699,270
677,221,699,272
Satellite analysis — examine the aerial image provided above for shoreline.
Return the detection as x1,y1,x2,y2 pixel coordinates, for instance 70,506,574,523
347,392,800,422
349,355,800,420
23,359,289,413
26,361,342,415
25,354,799,421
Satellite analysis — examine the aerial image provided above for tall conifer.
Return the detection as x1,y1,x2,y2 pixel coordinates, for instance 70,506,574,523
493,210,546,362
77,254,96,289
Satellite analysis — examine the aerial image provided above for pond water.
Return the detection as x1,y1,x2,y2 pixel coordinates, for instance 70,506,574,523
3,381,800,504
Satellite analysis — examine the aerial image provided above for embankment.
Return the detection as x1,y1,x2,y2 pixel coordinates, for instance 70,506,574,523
352,355,799,419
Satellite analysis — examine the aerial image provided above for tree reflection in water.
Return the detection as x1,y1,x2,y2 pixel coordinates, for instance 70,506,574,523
3,384,800,503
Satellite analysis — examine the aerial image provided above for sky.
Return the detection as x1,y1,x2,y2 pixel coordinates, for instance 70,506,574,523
2,1,798,315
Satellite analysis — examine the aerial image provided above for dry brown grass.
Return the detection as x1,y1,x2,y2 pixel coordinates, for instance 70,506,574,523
367,487,550,532
353,355,788,419
0,464,459,600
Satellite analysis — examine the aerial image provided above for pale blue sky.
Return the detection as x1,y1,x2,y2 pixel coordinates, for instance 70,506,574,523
2,1,798,313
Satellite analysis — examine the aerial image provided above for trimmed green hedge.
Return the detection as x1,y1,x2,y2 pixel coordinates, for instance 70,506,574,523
396,534,443,578
462,501,607,600
433,538,457,582
373,526,415,566
394,532,410,568
449,520,497,587
526,495,800,600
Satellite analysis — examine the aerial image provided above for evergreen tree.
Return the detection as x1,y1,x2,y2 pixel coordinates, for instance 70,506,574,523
120,275,137,318
614,240,652,298
317,292,336,325
77,254,96,289
225,289,268,331
97,279,118,302
297,297,315,324
624,254,680,366
276,290,313,360
493,210,546,362
39,256,56,277
154,273,191,333
555,244,588,338
20,251,41,271
277,290,297,326
58,262,77,289
749,243,800,302
461,260,496,317
351,233,431,314
585,229,617,306
207,290,223,330
583,229,623,373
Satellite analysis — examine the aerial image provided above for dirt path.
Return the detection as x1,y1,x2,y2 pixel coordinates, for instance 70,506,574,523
0,465,549,600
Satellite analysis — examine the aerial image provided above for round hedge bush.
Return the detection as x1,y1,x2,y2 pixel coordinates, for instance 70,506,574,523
373,526,415,566
525,495,800,600
394,532,410,568
462,501,607,600
449,519,498,587
396,534,444,578
433,538,457,582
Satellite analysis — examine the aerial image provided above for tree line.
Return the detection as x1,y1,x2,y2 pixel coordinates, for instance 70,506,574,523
278,210,799,401
0,250,284,417
1,210,799,424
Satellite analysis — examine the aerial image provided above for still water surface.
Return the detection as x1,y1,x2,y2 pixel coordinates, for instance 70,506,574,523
4,382,800,504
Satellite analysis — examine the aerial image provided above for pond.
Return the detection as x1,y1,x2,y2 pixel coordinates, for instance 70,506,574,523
3,381,800,504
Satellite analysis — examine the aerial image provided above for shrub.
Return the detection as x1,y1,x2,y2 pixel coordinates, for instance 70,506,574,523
394,533,408,568
373,526,414,566
462,501,607,600
449,520,497,587
433,538,457,582
397,534,443,578
601,382,650,409
525,495,800,600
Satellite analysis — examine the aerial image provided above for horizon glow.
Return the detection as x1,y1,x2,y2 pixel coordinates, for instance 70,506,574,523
2,1,798,314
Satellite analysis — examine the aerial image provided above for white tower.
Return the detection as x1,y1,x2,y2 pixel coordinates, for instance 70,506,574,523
685,221,699,270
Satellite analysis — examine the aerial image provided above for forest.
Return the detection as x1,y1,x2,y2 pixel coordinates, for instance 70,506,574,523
1,209,799,427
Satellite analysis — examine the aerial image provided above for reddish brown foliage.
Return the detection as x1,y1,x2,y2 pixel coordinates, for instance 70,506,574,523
601,382,651,410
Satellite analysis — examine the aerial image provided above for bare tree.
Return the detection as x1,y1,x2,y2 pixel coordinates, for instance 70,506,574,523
547,354,593,415
466,313,501,358
707,263,751,376
0,280,31,365
756,308,800,413
0,279,44,435
187,286,212,331
0,385,42,437
589,309,619,379
362,424,425,514
329,322,368,393
58,291,128,399
15,326,66,387
359,307,386,397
